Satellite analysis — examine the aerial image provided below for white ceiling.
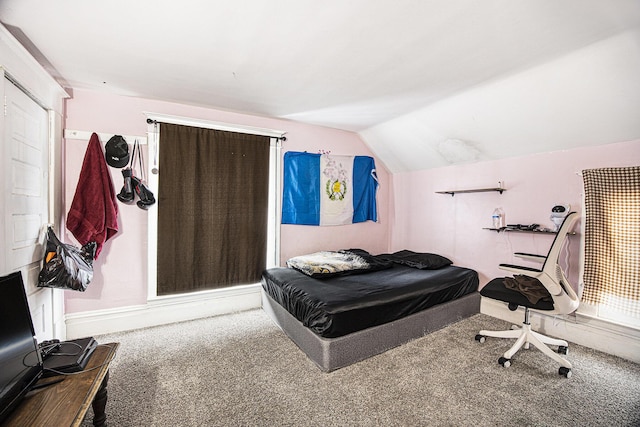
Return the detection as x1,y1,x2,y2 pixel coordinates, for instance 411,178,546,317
1,0,639,172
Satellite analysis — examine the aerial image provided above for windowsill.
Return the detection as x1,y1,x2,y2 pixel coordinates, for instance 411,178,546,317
147,283,262,306
574,311,640,335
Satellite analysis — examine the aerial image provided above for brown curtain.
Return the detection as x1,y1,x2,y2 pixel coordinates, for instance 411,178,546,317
582,166,640,318
157,123,270,295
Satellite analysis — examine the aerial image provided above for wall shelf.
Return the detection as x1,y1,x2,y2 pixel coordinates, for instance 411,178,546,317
437,187,506,196
64,129,148,145
483,227,575,235
436,182,505,196
483,227,556,234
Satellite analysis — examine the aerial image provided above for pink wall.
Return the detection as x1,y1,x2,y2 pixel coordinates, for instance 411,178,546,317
390,139,640,289
63,87,638,313
63,89,391,313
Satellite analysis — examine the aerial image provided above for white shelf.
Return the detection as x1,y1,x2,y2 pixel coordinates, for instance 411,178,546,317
64,129,147,145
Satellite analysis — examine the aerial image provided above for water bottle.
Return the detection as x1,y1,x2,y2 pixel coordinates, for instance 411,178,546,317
492,208,501,229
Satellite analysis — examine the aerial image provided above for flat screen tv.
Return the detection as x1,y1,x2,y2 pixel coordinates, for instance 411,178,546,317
0,271,43,423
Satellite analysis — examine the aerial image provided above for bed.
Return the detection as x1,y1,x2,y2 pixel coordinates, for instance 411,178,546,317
261,250,480,371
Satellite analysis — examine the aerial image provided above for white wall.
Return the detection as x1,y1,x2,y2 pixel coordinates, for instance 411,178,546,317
361,29,640,172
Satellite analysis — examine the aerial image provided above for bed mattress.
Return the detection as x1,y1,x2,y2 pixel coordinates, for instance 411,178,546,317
261,264,479,338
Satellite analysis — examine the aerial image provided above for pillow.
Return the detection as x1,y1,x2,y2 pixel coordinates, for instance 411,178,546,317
287,250,391,279
378,250,452,270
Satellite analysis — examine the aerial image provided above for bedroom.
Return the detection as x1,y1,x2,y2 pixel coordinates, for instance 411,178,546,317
0,1,639,425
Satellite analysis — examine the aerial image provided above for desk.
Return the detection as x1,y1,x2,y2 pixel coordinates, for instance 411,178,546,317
2,342,119,427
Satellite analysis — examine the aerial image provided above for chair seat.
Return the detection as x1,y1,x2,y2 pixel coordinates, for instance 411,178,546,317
480,277,554,311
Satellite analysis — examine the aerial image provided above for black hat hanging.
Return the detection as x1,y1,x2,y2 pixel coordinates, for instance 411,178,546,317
105,135,130,168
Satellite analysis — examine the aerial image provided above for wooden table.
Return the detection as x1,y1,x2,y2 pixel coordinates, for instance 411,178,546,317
2,342,120,427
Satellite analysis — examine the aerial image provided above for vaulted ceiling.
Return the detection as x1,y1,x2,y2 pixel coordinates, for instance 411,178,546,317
1,0,639,172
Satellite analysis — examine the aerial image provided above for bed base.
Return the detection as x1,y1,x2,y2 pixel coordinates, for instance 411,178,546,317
261,289,480,372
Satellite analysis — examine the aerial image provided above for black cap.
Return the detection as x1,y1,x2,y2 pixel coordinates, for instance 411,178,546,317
105,135,129,168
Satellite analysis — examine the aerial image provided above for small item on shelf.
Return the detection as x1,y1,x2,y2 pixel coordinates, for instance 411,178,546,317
506,223,540,231
492,208,505,229
550,204,570,231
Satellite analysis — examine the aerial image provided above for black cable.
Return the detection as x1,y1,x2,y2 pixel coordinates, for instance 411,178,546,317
47,340,82,357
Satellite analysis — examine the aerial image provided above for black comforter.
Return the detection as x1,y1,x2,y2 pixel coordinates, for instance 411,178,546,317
261,264,479,338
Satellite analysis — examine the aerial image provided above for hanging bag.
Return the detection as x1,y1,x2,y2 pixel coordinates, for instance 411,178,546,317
38,227,96,292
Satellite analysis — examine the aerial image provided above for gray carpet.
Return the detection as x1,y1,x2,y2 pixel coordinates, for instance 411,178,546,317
82,310,640,426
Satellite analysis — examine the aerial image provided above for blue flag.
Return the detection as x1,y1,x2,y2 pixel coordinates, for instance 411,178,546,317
282,151,378,226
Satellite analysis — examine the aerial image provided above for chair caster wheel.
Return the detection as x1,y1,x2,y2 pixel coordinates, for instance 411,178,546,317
475,334,486,343
559,367,572,378
558,346,568,355
498,357,511,368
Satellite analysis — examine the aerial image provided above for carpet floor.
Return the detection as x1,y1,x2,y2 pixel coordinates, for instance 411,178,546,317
82,310,640,426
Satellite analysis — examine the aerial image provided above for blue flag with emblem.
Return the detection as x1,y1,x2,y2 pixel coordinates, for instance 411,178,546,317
282,151,378,225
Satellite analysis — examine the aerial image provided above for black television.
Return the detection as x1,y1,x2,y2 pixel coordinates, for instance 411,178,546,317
0,271,43,423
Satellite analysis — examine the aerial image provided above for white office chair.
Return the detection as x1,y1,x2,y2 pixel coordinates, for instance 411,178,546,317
475,212,580,378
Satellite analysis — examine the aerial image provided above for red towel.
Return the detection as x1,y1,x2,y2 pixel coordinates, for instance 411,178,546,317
66,133,119,258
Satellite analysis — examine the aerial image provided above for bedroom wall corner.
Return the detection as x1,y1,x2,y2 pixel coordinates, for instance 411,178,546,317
390,139,640,288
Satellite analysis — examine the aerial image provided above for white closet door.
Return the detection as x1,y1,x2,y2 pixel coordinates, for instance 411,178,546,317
2,77,53,340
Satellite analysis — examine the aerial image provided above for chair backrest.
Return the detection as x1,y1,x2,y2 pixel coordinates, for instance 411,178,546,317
539,211,580,314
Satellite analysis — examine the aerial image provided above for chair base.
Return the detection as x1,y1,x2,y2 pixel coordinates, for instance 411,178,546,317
478,319,572,370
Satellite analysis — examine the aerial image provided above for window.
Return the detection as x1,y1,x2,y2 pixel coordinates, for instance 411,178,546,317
580,166,640,328
145,114,283,299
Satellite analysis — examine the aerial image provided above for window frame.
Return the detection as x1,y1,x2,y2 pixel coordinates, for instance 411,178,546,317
144,113,283,301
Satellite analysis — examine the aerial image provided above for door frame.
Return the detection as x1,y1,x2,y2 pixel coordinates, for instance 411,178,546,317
0,24,68,338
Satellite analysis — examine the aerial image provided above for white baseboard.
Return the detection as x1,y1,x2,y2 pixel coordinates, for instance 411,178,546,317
480,297,640,364
65,284,262,339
